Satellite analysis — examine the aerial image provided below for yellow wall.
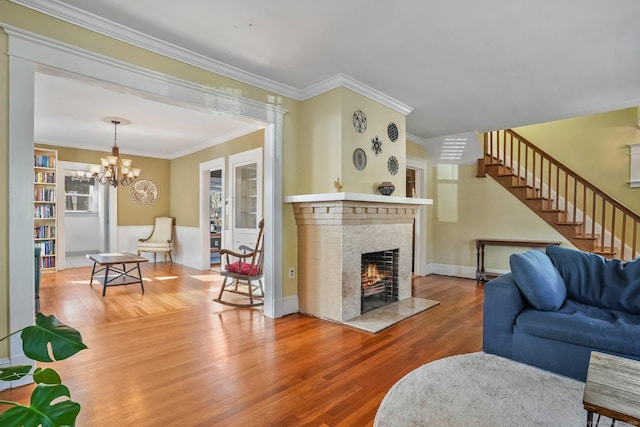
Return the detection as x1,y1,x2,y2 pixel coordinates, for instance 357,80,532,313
170,130,264,228
298,89,342,194
36,145,171,226
429,163,570,271
515,108,640,213
298,86,407,195
407,140,427,159
341,89,406,195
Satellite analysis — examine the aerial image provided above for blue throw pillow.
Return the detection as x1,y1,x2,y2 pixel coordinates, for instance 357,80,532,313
509,249,567,311
546,245,640,314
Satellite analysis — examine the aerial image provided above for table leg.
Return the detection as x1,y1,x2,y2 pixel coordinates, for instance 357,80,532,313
89,261,97,285
480,243,486,283
475,241,481,283
102,265,110,297
137,263,144,294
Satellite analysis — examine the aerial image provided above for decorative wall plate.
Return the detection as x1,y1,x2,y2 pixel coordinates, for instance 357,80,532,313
371,135,383,156
387,156,399,175
353,148,367,170
130,178,160,206
353,110,367,133
387,122,399,142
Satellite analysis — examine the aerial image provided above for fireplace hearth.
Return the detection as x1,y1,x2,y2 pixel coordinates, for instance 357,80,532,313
361,249,399,314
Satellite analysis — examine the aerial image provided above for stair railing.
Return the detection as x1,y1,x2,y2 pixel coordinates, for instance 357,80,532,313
484,129,640,260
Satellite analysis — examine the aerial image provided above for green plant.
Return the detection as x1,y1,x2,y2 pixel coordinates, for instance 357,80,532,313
0,313,87,426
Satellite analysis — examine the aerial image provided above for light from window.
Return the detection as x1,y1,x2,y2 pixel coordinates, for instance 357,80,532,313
65,172,97,213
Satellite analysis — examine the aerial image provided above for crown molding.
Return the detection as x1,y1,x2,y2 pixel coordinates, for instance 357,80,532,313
10,0,413,115
406,133,426,145
9,0,300,99
300,73,413,116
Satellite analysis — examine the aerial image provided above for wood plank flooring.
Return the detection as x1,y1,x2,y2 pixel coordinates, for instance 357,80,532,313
0,263,484,426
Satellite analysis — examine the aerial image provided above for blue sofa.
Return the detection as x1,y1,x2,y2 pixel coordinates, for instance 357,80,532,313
483,245,640,380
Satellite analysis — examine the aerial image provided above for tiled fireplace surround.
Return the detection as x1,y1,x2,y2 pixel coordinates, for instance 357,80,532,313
287,193,431,323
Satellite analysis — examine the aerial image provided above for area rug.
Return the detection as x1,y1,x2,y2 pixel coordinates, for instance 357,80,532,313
343,297,439,333
375,352,628,426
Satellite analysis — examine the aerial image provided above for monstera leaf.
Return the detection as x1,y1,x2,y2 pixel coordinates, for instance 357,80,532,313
21,313,87,362
0,383,80,426
0,365,32,382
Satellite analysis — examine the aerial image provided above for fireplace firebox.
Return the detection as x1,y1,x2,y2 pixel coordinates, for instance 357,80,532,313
361,249,399,314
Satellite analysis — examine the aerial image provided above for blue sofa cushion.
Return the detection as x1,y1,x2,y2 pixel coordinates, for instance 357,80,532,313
515,300,640,356
546,245,640,314
509,249,566,311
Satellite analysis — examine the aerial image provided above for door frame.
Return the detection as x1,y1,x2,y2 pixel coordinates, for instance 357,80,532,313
407,156,428,276
199,157,225,270
6,28,285,379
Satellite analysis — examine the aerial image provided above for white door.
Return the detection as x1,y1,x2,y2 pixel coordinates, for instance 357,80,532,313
229,148,263,251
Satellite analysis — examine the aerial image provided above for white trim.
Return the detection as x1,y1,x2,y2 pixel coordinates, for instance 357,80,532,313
281,295,299,316
427,263,509,280
407,156,428,276
407,133,426,145
4,3,412,115
300,73,413,115
6,26,285,367
199,157,225,270
628,143,640,188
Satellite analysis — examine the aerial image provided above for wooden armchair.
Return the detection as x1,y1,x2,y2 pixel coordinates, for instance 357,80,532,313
137,216,174,262
214,219,264,308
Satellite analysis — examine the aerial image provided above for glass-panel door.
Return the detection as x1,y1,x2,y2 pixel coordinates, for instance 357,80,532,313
229,148,262,252
235,163,258,230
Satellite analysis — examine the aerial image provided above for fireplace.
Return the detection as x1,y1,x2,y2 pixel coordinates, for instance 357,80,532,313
286,193,432,324
361,249,399,314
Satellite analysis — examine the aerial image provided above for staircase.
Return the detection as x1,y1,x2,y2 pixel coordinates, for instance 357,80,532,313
478,129,640,260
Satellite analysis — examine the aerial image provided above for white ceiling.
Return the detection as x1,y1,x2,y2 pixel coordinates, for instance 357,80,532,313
23,0,640,157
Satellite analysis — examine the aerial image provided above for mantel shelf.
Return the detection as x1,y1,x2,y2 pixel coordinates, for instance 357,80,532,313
284,192,433,206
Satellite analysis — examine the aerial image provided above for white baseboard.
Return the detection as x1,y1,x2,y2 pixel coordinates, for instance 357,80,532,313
281,295,299,316
425,263,509,280
0,355,35,391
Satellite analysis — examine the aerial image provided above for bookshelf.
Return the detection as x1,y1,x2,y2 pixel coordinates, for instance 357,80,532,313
34,148,57,271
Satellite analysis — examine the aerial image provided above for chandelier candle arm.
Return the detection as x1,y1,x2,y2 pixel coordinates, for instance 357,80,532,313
91,118,142,187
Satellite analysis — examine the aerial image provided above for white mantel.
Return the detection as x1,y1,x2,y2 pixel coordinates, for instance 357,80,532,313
284,192,433,205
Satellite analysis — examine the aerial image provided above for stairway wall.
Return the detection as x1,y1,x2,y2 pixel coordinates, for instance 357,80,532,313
427,163,569,272
514,107,640,213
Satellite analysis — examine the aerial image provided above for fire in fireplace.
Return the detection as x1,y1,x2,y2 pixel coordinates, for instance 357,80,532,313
361,249,399,314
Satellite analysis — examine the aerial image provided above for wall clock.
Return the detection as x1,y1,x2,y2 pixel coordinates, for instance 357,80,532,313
130,178,160,206
353,110,367,133
353,148,367,170
387,156,399,175
387,122,399,142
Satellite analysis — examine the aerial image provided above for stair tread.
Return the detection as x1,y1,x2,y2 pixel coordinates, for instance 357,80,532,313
556,221,583,226
574,234,599,240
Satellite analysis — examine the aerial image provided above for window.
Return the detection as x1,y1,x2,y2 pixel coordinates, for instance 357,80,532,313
64,171,98,213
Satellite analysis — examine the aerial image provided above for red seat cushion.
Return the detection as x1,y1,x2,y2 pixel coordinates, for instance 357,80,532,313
227,261,261,276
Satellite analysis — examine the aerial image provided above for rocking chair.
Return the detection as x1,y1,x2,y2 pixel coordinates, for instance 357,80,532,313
214,219,265,308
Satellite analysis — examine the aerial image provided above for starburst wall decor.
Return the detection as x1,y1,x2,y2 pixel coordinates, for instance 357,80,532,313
371,135,382,156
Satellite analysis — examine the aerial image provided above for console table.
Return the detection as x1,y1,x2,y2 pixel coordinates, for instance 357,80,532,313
475,239,561,283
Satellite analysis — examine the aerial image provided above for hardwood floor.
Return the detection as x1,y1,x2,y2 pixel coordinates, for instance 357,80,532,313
0,264,484,426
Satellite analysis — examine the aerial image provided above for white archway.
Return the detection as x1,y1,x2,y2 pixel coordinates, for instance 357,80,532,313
6,28,285,372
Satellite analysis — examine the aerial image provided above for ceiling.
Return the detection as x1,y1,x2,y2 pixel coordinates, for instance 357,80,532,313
22,0,640,158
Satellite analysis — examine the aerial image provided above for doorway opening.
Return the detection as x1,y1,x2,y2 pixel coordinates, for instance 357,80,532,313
210,169,223,267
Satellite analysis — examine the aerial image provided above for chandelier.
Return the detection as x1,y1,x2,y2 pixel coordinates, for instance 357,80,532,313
90,118,141,187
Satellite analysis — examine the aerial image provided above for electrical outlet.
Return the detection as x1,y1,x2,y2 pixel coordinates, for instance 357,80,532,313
288,267,295,279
